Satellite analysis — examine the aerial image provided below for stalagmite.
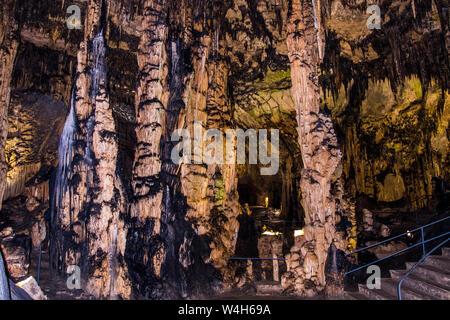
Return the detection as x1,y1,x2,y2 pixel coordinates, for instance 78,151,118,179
130,0,168,224
285,0,348,295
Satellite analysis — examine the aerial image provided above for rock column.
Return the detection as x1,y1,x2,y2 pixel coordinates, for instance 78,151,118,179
52,0,129,299
285,0,347,295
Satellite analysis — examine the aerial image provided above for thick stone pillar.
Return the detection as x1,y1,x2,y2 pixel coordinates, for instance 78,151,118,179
204,55,239,278
285,0,347,295
52,0,129,299
124,6,240,297
130,0,169,225
177,27,239,293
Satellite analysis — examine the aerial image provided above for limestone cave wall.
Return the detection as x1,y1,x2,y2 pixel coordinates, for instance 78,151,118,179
0,0,448,300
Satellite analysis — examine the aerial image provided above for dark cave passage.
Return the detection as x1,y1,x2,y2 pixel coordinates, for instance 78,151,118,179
232,142,304,286
237,166,282,208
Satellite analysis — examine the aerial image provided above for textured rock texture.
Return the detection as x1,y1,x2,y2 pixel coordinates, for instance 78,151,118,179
284,0,349,296
125,0,241,299
0,0,447,300
323,0,449,210
50,0,129,299
4,93,67,201
0,1,19,210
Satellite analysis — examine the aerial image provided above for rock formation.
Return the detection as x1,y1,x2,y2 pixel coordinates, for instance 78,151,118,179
284,0,349,295
0,1,19,210
50,0,129,299
0,0,447,300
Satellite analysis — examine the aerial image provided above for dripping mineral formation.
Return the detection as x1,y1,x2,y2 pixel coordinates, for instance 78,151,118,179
0,0,448,301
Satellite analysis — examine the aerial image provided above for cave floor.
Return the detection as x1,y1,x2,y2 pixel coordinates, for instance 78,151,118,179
27,247,354,300
29,248,95,300
211,292,327,300
29,245,352,300
28,248,338,300
211,288,356,300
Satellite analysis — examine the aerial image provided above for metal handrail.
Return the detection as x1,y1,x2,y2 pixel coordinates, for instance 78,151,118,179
345,231,450,274
398,237,450,300
37,221,42,285
345,215,450,275
346,215,450,257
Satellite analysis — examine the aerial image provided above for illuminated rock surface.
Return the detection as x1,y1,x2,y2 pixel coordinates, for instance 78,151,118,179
0,0,448,300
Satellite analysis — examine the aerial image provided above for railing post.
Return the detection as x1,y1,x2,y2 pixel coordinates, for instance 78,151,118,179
37,221,42,285
272,253,279,282
421,227,426,258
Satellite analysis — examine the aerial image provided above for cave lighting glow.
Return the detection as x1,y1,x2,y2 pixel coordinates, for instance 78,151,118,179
262,230,280,236
262,225,280,236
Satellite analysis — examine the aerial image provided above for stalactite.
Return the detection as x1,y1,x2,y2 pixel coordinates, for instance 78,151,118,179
53,89,76,222
51,0,129,299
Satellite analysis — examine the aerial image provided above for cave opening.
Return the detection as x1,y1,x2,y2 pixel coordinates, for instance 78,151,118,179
231,131,304,286
237,165,282,208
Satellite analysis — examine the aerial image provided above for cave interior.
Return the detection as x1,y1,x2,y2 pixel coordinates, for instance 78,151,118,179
0,0,449,300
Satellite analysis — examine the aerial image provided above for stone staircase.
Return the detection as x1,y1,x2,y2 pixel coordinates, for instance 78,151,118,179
345,247,450,300
254,280,283,295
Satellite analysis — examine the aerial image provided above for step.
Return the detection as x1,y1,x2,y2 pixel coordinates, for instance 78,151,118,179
254,281,283,294
423,256,450,269
405,262,450,287
390,269,450,299
342,291,369,300
380,278,434,300
391,268,450,290
442,248,450,258
358,283,396,300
